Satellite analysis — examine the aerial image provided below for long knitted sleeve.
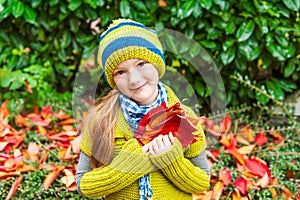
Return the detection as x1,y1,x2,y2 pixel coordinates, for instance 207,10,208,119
79,139,155,198
149,138,210,194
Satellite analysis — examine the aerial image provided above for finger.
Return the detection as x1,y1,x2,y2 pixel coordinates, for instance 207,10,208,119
151,138,160,153
169,132,175,144
155,135,165,149
162,134,171,147
148,145,155,156
142,143,150,153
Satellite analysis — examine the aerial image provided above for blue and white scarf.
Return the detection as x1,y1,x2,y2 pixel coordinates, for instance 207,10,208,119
119,81,168,200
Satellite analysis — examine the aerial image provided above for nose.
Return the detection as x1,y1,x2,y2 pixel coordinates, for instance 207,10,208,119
127,68,142,86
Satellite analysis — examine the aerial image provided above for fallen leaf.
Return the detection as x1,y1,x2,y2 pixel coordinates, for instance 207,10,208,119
71,135,81,154
0,100,10,121
61,169,75,188
245,158,271,178
193,191,212,200
5,175,23,200
237,144,255,155
226,149,246,165
232,189,241,200
219,168,232,187
269,131,284,144
236,135,250,146
240,126,255,142
254,133,268,146
60,118,76,125
43,166,64,190
220,116,232,133
212,181,224,200
27,142,40,162
256,172,269,188
234,177,248,195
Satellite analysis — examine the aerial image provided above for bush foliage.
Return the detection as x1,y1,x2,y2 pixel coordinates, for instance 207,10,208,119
0,0,299,112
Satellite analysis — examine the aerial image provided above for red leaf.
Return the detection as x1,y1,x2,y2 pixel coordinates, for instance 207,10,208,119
0,100,10,121
254,133,268,146
220,116,232,133
5,175,23,200
245,158,271,178
219,168,232,187
43,166,64,190
226,149,245,165
234,177,247,195
135,102,200,147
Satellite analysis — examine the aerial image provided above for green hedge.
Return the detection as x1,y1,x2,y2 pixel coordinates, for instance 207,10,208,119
0,0,299,112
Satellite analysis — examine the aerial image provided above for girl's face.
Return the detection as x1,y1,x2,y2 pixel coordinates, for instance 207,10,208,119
113,58,159,106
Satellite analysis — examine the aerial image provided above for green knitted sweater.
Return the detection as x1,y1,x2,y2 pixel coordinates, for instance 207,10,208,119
79,87,210,199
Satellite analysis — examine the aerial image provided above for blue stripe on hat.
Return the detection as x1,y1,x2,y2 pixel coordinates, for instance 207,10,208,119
102,36,165,68
100,22,156,42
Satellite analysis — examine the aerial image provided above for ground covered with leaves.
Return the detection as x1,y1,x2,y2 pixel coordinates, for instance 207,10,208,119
0,100,299,199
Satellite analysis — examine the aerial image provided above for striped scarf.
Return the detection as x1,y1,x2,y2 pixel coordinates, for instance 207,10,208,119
119,81,168,200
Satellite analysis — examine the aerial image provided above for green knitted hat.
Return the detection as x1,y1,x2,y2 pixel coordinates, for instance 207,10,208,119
97,19,166,88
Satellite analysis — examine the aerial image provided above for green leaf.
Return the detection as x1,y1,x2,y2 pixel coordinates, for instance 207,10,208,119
199,0,213,10
266,44,286,61
120,0,131,17
189,43,201,58
266,79,285,100
194,81,204,96
24,5,37,24
180,0,195,19
236,20,255,42
186,85,194,97
165,34,178,55
284,60,296,77
279,79,297,92
31,0,42,8
224,20,236,34
255,87,269,105
12,1,24,18
222,38,235,51
70,18,79,33
49,0,59,6
0,3,12,19
61,30,71,49
200,40,216,49
221,47,235,65
192,1,202,17
68,1,82,11
283,0,300,11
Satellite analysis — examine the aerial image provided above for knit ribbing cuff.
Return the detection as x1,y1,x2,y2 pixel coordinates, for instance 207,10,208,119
110,139,154,174
149,138,183,169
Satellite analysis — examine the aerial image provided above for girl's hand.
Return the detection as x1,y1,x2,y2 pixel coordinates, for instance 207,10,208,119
142,132,174,156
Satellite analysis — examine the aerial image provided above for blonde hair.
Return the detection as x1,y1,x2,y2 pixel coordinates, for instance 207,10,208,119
86,89,120,168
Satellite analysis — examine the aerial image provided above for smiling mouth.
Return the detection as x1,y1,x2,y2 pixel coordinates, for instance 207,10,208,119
132,83,147,91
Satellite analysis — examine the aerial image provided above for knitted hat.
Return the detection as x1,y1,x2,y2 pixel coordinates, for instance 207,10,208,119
97,19,166,88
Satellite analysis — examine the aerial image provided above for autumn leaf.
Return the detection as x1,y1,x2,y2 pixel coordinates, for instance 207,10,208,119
237,144,255,155
220,116,232,133
231,189,241,200
255,172,269,188
245,158,271,178
27,142,40,162
5,175,23,200
234,177,247,195
43,166,65,190
219,168,232,187
0,100,10,121
135,102,201,147
212,181,224,200
158,0,167,7
254,133,268,146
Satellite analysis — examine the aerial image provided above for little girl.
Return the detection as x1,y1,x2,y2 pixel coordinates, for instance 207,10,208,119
76,19,210,200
